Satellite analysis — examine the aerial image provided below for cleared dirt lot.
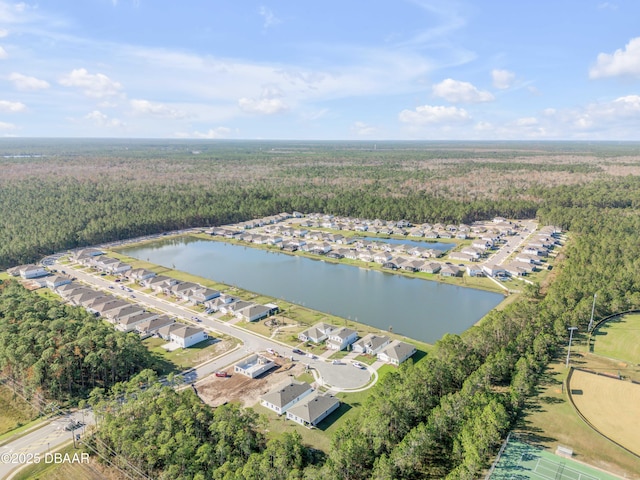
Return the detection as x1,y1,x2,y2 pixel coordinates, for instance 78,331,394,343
196,356,307,408
569,369,640,456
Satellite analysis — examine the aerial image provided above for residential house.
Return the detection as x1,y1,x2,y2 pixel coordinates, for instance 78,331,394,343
466,265,484,277
116,311,158,332
373,252,393,264
482,264,507,278
236,304,272,322
351,334,391,355
260,381,314,415
286,393,341,428
45,275,72,289
377,340,416,366
419,262,442,274
440,265,461,277
158,324,208,348
298,323,337,344
187,287,220,305
234,354,277,378
326,327,358,351
105,304,145,322
448,251,474,262
8,264,48,279
126,268,157,283
136,315,175,337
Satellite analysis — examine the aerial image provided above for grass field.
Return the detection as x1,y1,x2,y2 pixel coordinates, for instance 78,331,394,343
568,369,640,456
0,385,38,437
490,437,623,480
12,443,109,480
516,357,640,479
590,313,640,364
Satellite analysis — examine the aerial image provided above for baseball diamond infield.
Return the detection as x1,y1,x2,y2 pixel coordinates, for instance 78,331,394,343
567,368,640,457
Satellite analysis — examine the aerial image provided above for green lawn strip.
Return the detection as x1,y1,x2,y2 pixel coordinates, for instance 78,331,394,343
516,358,640,478
255,405,332,453
142,336,233,373
591,313,640,364
354,354,377,365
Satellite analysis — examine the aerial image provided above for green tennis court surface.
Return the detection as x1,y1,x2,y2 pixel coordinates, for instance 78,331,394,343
489,438,621,480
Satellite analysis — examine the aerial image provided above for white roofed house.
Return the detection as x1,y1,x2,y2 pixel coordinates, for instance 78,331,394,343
326,327,358,351
260,381,314,415
419,262,442,274
377,340,416,366
286,394,341,428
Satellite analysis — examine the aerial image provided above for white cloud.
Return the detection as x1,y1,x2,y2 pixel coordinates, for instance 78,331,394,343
432,78,494,103
398,104,471,125
59,68,123,98
491,69,515,90
9,72,50,90
177,127,232,139
0,121,15,130
258,6,281,29
0,100,26,112
351,121,377,136
0,29,8,37
0,46,7,59
598,2,617,10
130,99,186,119
238,97,288,114
85,110,124,128
590,37,640,79
513,117,538,127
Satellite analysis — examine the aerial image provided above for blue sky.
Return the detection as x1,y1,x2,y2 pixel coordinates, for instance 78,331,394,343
2,0,640,139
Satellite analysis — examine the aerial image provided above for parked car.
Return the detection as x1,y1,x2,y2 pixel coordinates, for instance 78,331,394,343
215,371,230,378
352,361,365,369
292,348,303,355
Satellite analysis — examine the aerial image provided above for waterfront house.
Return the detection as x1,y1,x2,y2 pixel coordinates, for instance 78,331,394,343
377,341,416,366
326,327,358,351
351,334,391,355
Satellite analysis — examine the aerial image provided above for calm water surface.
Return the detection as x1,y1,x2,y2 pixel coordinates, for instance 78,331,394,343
121,238,503,344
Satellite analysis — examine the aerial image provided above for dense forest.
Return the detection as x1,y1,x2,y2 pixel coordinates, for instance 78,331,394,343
1,139,638,269
2,140,640,478
0,280,153,402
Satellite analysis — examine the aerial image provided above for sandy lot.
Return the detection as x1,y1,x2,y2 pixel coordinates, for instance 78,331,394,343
196,356,308,408
569,369,640,456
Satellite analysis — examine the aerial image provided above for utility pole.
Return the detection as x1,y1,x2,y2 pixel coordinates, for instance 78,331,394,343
587,293,597,332
566,326,578,367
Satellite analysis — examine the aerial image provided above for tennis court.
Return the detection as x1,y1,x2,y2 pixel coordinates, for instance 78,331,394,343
489,438,621,480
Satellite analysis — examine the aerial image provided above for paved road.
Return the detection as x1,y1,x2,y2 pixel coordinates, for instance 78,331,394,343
57,262,374,390
0,410,94,479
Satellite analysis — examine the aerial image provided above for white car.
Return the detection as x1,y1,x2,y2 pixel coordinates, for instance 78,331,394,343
352,361,365,369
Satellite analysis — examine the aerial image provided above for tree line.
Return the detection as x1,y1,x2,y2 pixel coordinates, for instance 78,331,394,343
0,280,153,402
